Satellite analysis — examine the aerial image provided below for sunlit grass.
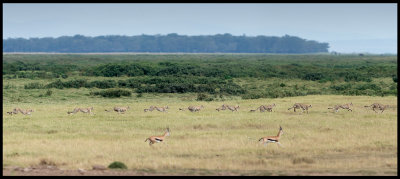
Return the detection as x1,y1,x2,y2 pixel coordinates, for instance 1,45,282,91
3,94,397,175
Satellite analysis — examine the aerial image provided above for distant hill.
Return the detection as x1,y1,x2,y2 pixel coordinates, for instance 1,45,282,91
3,33,329,53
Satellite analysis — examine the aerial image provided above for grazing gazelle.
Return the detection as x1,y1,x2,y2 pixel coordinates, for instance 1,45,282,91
145,128,171,146
258,126,284,147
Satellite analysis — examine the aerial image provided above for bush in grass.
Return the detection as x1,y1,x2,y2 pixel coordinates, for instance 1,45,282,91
45,89,53,96
303,72,324,81
24,82,45,89
87,80,117,89
39,89,53,97
241,92,263,99
196,93,213,101
108,161,127,170
46,79,65,89
90,89,132,98
63,79,87,88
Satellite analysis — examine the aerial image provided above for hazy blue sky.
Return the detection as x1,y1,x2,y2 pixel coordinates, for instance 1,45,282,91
3,3,397,53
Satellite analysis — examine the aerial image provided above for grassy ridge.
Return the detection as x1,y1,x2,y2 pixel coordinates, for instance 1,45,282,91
3,95,397,175
3,54,397,99
3,54,397,80
3,76,397,105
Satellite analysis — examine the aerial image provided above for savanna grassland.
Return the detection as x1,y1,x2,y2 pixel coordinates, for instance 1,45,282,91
3,54,397,175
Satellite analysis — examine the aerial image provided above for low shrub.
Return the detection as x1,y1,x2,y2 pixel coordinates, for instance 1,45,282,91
90,88,132,98
196,93,214,101
87,80,117,89
24,82,45,89
108,161,127,170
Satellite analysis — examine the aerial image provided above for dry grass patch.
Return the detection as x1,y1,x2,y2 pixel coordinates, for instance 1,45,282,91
3,95,397,175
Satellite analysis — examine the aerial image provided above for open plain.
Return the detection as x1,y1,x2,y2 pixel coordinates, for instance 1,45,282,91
3,54,397,175
3,94,397,175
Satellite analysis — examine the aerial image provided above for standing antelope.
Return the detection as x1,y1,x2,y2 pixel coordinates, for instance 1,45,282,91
259,126,284,147
288,103,312,113
364,103,390,113
328,103,353,113
144,128,170,146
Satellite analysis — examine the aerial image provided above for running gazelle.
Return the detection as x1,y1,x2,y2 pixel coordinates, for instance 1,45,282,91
288,103,312,113
144,106,156,112
105,106,130,113
216,104,227,112
250,104,276,112
259,126,284,147
216,104,239,112
67,107,94,115
227,105,240,112
179,105,204,112
145,128,170,146
144,106,168,112
328,102,353,113
364,103,390,113
155,106,169,112
7,108,34,115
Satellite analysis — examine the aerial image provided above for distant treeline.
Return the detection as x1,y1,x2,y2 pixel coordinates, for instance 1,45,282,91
3,33,329,53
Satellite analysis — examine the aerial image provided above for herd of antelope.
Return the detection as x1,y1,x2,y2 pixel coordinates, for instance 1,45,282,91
5,102,392,147
7,102,390,116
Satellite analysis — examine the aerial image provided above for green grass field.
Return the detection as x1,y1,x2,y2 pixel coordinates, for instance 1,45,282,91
2,54,397,175
3,93,397,175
